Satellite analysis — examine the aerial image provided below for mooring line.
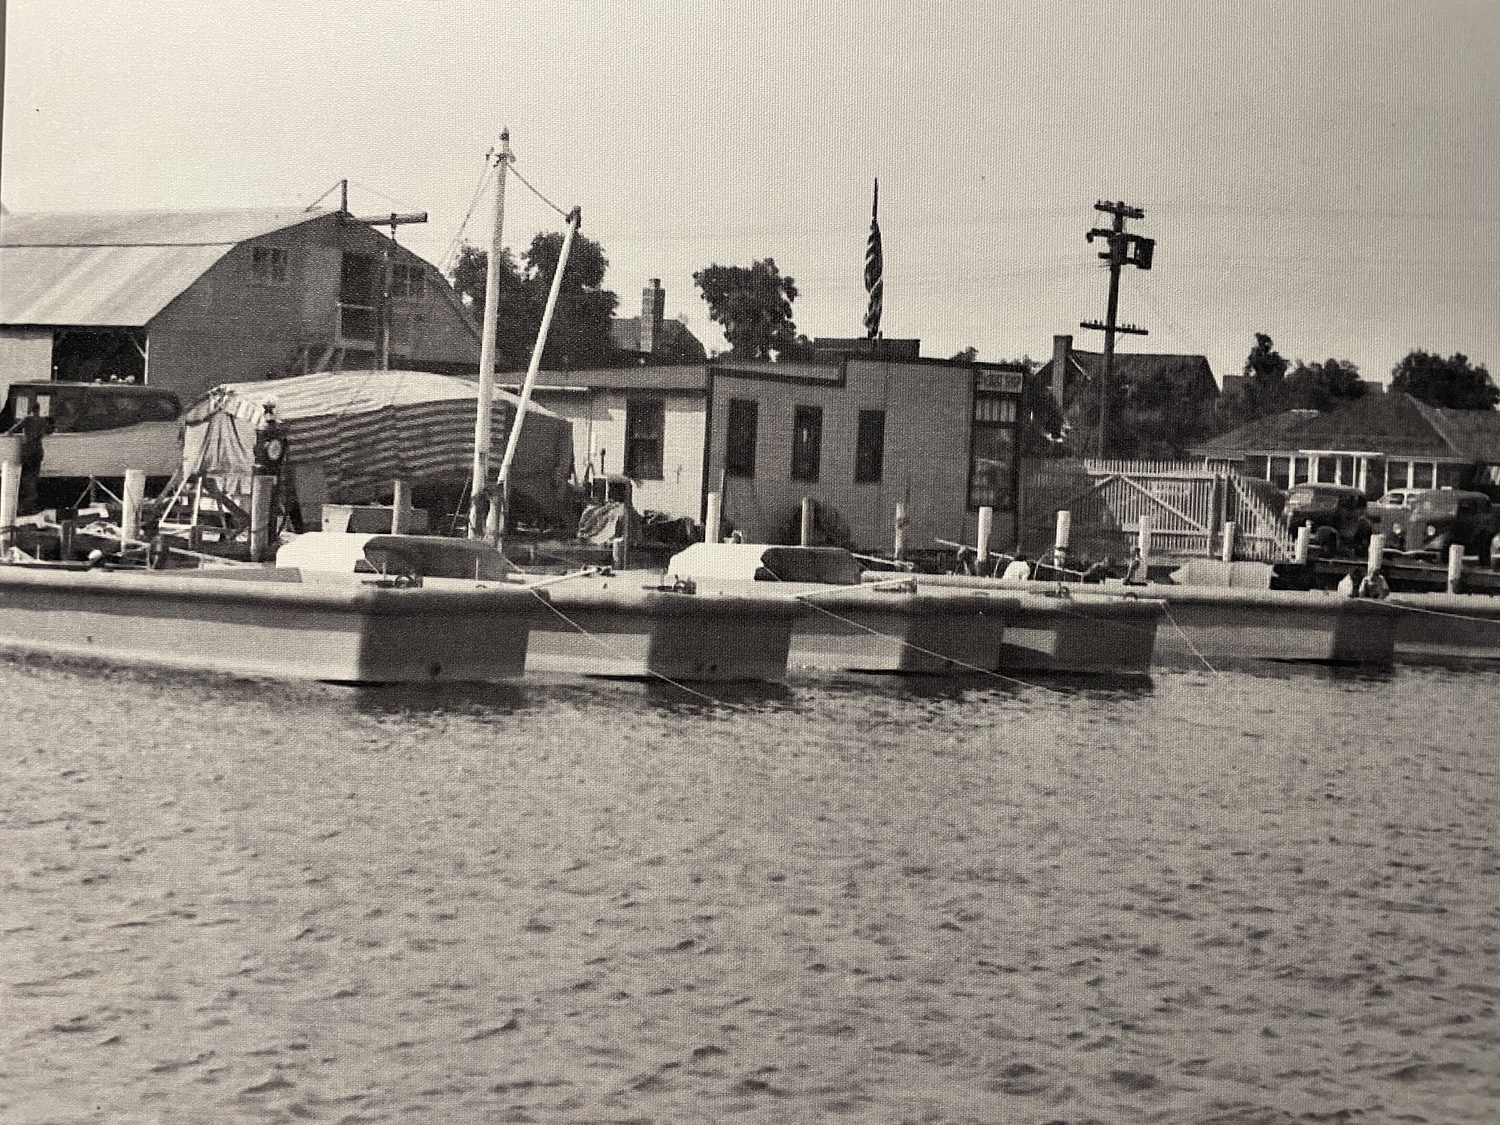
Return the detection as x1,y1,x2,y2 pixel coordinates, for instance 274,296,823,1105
1385,600,1500,626
1161,603,1219,675
525,588,731,708
792,594,1066,696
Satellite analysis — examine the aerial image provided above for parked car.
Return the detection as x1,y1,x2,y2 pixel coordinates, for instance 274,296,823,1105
1366,488,1419,543
1284,483,1372,555
1400,490,1500,563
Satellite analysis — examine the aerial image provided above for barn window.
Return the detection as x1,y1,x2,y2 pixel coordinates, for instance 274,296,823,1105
726,398,758,478
790,405,823,483
391,261,427,300
624,397,665,480
854,409,885,483
250,246,289,285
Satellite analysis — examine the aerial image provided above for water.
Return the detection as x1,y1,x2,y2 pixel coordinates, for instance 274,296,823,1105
1,655,1497,1124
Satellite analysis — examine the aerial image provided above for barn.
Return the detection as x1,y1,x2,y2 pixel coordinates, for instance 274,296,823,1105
0,208,481,408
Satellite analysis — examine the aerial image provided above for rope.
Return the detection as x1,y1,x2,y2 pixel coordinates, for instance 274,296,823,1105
1161,603,1219,675
509,162,570,219
440,161,496,274
524,587,731,707
1386,600,1500,626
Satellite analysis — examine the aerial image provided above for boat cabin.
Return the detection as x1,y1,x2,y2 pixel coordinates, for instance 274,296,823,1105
276,533,516,583
668,543,863,585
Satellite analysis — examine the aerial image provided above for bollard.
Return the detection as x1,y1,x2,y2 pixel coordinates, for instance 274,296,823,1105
1053,510,1072,574
249,473,275,562
1220,521,1236,564
1366,532,1385,576
976,506,993,567
1136,514,1152,561
611,535,628,571
121,469,146,547
705,491,722,543
391,479,410,535
1447,543,1464,594
1294,522,1312,565
893,501,907,561
800,496,814,547
0,460,20,553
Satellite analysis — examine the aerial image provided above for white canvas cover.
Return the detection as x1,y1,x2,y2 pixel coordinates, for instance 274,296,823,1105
180,370,575,523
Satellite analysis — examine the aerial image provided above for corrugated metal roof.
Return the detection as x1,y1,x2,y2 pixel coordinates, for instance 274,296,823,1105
0,208,335,327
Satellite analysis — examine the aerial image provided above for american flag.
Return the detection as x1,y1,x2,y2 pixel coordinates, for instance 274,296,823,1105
864,179,883,339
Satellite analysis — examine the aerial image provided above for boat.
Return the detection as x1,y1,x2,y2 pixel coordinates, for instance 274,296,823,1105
277,533,799,682
0,554,537,684
1384,591,1500,665
959,574,1398,668
667,544,1012,675
860,570,1163,675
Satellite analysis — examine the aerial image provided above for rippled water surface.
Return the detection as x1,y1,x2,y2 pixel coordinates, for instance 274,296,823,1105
1,656,1498,1124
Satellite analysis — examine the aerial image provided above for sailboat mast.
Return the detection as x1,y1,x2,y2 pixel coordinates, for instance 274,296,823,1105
468,129,512,539
492,204,582,542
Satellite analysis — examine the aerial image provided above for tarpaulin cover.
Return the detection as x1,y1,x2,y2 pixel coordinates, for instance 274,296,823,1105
181,370,576,523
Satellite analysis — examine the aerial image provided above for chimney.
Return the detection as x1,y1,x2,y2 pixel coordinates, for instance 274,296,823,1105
640,279,665,356
1050,334,1072,409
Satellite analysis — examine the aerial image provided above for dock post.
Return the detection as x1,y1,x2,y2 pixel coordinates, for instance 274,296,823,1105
391,479,410,534
1447,544,1464,594
1137,513,1152,561
705,491,722,543
0,460,18,554
893,501,907,561
1220,521,1236,563
800,496,814,547
250,473,275,562
1366,532,1385,576
611,535,629,571
976,505,993,569
121,469,147,548
1053,509,1072,576
1294,522,1311,564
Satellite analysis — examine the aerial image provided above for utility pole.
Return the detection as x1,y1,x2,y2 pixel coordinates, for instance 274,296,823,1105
1081,200,1153,459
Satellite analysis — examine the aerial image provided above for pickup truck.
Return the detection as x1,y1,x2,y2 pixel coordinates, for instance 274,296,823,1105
1283,483,1372,555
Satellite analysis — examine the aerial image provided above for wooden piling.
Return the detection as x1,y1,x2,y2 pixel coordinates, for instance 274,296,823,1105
0,461,18,554
1366,532,1385,576
1447,544,1464,594
705,491,721,543
893,501,907,560
976,506,993,567
800,496,814,547
1220,521,1236,563
1136,514,1152,560
121,469,146,547
391,479,410,535
250,474,275,562
1294,522,1312,565
1053,510,1072,573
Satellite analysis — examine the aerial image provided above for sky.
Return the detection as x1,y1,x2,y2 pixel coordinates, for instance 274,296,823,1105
3,1,1497,386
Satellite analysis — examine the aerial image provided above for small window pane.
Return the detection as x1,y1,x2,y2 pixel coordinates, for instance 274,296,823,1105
855,410,885,483
791,405,822,483
624,397,665,480
726,398,757,478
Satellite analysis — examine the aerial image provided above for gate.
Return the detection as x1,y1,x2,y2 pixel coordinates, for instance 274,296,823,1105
1023,459,1294,561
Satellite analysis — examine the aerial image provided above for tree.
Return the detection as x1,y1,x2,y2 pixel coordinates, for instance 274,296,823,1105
448,230,621,371
1391,350,1499,410
1285,358,1366,411
693,259,804,360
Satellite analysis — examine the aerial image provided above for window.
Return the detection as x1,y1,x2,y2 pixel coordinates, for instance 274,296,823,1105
1412,462,1434,489
250,246,289,285
726,398,758,478
339,253,377,340
1269,456,1291,491
968,389,1017,509
791,405,823,482
623,397,665,480
391,261,427,300
855,409,885,483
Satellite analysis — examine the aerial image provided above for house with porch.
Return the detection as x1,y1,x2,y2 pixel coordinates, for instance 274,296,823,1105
1191,392,1500,498
0,208,480,408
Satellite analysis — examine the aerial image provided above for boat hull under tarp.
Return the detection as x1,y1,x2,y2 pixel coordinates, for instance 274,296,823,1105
0,564,536,683
527,578,800,682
